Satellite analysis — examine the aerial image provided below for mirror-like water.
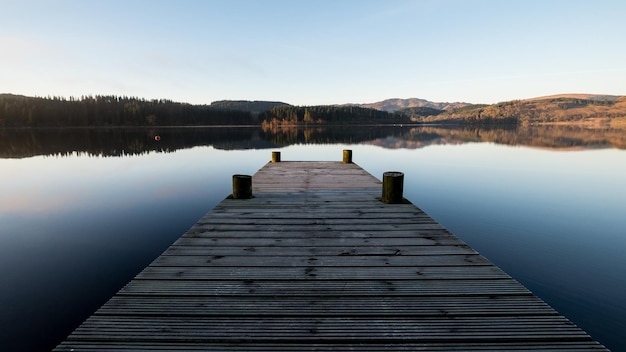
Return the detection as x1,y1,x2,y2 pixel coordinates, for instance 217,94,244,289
1,126,624,351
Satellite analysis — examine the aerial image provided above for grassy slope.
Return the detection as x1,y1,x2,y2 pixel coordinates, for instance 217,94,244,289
414,96,626,126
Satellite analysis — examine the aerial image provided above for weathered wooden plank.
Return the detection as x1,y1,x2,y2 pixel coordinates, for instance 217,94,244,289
213,199,408,206
63,317,593,341
134,265,513,280
163,245,477,256
172,237,461,247
53,341,610,351
204,212,432,220
211,206,425,212
96,295,556,317
54,159,608,351
118,279,535,296
194,218,441,226
187,224,447,232
151,254,490,267
184,228,456,238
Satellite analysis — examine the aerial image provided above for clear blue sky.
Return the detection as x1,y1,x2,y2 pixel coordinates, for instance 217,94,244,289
1,0,625,105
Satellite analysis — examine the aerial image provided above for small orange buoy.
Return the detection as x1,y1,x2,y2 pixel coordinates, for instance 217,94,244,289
154,135,161,141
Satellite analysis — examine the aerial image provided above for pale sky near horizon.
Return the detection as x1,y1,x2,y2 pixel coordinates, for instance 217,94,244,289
1,0,625,105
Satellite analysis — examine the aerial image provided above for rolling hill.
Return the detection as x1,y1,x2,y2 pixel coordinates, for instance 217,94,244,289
524,94,621,102
407,95,626,126
355,98,472,112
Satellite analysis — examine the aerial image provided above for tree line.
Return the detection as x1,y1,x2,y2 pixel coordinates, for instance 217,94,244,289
3,94,623,128
0,94,255,127
0,95,408,128
259,105,408,128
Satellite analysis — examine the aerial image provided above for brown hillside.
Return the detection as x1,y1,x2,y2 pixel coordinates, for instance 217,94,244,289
415,95,626,126
525,94,620,102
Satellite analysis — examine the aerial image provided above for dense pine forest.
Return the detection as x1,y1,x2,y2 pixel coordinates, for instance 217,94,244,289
0,94,255,127
259,105,408,127
0,94,409,127
0,94,410,127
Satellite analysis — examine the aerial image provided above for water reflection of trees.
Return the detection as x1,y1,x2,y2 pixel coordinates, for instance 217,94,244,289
250,124,626,150
0,128,270,158
1,125,624,158
259,125,411,146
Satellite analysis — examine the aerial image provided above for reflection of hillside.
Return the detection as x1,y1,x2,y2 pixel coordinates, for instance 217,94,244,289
365,125,626,150
1,125,625,158
259,125,407,146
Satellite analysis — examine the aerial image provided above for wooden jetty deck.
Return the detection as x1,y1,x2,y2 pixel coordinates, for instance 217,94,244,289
55,154,608,351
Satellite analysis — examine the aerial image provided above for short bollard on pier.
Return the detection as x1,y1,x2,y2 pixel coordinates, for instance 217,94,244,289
232,174,252,199
342,149,353,164
382,171,404,204
271,151,281,163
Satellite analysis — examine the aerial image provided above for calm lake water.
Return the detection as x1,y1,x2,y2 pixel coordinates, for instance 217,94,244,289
1,126,625,351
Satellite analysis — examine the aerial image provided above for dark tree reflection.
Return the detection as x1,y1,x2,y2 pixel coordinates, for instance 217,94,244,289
1,125,624,159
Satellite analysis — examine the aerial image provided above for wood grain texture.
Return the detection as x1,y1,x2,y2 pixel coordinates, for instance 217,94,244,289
54,160,608,351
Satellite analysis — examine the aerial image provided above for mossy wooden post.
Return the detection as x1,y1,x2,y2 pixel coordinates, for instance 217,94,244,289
382,171,404,204
272,151,281,163
343,149,352,164
232,174,252,199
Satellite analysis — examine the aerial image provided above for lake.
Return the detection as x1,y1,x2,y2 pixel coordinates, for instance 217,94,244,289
1,125,625,351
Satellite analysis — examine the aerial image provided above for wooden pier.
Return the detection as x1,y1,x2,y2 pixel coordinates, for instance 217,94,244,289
55,152,608,351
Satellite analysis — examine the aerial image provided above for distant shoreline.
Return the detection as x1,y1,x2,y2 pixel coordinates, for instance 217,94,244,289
1,93,625,128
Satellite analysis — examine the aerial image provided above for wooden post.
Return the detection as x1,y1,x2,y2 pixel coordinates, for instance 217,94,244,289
271,151,281,163
382,171,404,204
232,174,252,199
342,149,352,164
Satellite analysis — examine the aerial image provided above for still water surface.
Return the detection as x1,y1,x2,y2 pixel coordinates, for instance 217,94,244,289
1,126,625,351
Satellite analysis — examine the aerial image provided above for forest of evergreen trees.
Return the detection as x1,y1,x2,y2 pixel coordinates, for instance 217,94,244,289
259,105,408,127
0,94,255,127
0,95,408,127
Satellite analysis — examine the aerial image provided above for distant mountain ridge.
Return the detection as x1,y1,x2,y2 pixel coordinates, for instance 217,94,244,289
209,98,470,113
354,98,471,112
